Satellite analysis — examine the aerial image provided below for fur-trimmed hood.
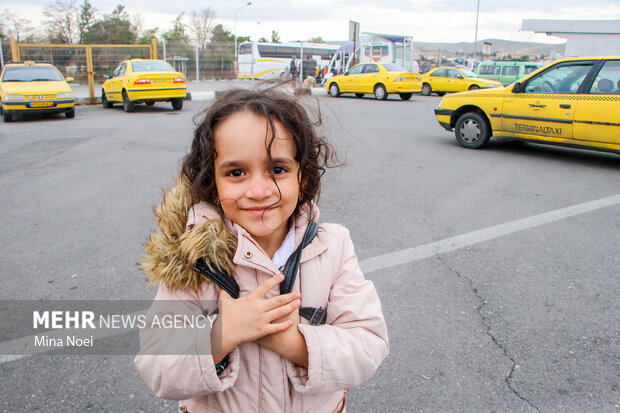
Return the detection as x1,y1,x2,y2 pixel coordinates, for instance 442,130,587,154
139,176,237,291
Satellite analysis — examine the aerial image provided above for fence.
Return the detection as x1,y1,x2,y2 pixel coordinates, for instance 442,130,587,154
1,38,238,103
160,40,236,81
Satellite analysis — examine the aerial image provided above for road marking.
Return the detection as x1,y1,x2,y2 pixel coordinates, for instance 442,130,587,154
2,193,619,364
360,193,620,274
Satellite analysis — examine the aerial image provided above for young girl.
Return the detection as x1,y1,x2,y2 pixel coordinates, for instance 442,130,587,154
135,89,389,413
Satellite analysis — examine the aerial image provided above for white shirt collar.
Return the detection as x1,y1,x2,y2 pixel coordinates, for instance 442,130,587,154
272,222,296,271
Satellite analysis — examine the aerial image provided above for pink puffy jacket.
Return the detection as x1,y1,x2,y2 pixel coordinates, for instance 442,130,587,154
135,182,389,413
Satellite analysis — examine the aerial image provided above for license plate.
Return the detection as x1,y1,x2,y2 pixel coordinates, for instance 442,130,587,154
154,79,172,85
30,102,54,108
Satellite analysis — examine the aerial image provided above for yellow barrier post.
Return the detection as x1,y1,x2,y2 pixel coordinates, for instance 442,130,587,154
85,45,95,104
10,37,20,61
151,38,157,59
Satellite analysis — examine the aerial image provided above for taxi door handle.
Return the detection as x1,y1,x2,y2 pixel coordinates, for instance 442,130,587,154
559,104,571,109
529,104,546,108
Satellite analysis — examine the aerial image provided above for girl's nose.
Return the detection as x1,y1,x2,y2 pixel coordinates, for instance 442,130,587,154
245,174,274,200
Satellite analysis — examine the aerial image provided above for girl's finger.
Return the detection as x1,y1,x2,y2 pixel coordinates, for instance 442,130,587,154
264,292,301,311
263,319,294,336
251,274,284,298
266,299,301,321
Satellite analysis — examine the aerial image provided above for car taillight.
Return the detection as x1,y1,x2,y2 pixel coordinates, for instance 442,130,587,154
173,78,185,84
134,78,151,85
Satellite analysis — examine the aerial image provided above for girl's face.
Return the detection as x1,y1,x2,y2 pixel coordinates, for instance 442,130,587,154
214,110,301,254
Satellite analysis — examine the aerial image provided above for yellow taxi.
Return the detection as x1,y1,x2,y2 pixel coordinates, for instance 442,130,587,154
420,67,502,96
0,61,75,122
325,62,421,100
434,57,620,155
102,59,186,112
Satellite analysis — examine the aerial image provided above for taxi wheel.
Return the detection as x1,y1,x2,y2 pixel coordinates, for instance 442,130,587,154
65,108,75,118
122,91,135,113
171,99,183,110
469,85,480,90
455,112,491,149
421,83,432,96
3,110,12,123
374,84,387,100
355,93,364,98
399,93,413,101
102,91,113,108
329,83,340,97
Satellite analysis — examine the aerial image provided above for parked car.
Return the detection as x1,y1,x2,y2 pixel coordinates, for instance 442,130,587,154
419,67,502,96
0,61,75,122
101,59,186,112
475,61,542,86
434,56,620,155
325,62,421,100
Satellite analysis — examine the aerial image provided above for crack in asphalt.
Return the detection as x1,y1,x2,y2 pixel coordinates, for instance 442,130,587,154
436,255,542,413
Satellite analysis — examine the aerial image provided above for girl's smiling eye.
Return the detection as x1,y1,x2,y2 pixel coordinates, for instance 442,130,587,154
226,169,245,177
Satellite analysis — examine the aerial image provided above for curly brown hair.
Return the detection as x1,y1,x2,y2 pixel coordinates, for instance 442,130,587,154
180,88,338,222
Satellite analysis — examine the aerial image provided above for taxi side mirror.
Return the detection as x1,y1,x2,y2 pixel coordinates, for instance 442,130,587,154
65,76,74,82
512,82,523,93
103,74,111,79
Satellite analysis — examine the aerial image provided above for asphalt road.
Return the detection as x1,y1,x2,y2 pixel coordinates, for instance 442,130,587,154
0,92,619,412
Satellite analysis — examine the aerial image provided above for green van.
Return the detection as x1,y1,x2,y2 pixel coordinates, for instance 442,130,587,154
475,61,541,86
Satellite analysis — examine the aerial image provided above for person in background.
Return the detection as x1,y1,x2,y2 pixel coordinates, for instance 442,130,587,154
290,56,298,79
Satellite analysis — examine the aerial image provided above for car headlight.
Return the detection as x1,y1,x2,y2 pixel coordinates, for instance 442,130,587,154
57,92,73,99
3,94,24,101
394,76,407,82
437,99,443,109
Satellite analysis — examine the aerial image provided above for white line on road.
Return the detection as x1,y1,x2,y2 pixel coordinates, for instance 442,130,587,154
360,193,620,274
2,193,619,364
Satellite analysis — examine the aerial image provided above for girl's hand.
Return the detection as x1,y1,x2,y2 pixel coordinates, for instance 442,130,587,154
256,304,309,368
213,274,301,360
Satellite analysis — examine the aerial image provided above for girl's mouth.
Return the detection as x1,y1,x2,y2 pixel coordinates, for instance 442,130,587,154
243,206,276,216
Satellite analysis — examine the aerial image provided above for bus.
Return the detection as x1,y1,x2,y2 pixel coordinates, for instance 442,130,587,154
475,61,542,86
237,41,341,80
330,34,418,74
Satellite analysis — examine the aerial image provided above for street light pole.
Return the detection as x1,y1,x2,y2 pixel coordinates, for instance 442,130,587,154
234,2,252,68
472,0,480,68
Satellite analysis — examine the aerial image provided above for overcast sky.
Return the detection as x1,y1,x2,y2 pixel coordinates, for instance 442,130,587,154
5,0,620,44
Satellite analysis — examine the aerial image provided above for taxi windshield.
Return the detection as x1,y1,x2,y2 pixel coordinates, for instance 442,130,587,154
460,69,477,77
2,66,64,82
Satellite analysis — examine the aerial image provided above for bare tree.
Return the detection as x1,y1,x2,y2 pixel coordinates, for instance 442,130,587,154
1,9,35,42
187,7,215,50
43,0,79,44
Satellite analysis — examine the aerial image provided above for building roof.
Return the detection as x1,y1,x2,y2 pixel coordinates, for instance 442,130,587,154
521,19,620,35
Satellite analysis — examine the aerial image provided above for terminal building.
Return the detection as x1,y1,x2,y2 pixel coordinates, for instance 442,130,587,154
521,19,620,57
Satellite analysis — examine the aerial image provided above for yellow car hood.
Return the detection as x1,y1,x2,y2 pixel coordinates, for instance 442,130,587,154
1,81,72,95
